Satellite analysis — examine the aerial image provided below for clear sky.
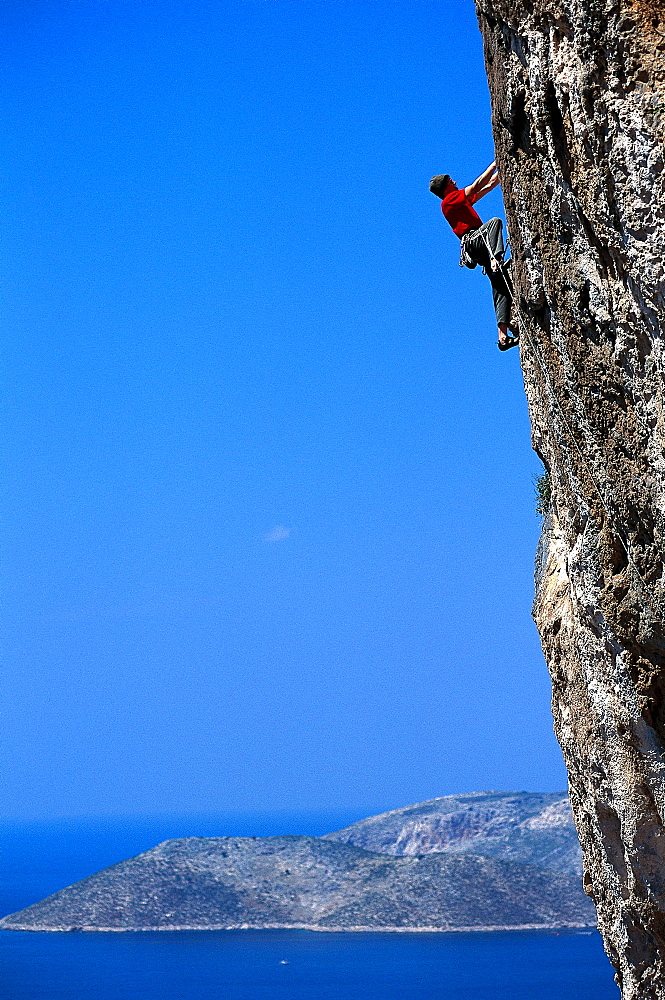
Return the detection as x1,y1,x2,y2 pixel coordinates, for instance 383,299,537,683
1,0,566,822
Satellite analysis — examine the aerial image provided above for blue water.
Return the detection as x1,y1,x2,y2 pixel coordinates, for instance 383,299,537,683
1,815,619,1000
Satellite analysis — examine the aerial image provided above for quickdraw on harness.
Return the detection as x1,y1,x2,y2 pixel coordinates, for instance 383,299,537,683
459,229,478,269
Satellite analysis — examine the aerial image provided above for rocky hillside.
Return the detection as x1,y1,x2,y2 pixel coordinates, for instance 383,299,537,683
476,0,665,996
0,832,594,932
324,791,582,875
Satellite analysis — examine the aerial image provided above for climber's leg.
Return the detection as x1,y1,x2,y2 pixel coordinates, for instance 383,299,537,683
490,276,512,326
482,217,506,271
491,280,517,348
465,221,516,348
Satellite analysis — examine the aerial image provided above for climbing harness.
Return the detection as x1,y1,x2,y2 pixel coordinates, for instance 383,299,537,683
478,227,662,622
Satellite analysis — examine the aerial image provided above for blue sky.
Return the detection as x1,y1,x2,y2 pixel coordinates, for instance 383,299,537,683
1,0,566,821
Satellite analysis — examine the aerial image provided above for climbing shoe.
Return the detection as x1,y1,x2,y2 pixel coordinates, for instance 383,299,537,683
498,334,519,351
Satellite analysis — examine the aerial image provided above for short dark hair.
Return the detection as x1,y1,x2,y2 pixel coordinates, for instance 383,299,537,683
429,174,451,198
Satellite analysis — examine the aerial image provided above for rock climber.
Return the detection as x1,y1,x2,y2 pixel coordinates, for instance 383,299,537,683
430,162,518,351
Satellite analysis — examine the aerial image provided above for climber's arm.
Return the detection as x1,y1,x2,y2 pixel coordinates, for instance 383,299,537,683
464,162,500,203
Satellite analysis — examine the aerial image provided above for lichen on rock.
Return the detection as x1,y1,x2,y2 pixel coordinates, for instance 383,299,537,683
475,0,665,995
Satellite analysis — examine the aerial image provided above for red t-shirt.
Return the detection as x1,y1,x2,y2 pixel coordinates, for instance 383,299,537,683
441,187,482,238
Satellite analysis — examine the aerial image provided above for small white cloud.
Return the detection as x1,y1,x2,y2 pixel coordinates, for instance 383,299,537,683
265,525,290,543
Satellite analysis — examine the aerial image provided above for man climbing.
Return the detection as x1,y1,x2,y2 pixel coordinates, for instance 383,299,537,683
430,162,518,351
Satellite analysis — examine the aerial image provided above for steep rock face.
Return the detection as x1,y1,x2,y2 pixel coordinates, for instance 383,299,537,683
475,1,665,996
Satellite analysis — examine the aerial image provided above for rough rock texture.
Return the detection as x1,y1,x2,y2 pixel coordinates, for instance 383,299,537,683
325,791,583,874
0,833,594,932
475,1,665,996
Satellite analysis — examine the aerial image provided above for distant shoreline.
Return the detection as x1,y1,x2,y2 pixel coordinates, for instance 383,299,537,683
2,921,597,934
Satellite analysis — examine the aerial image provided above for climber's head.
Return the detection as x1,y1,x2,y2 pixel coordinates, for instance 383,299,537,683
429,174,455,199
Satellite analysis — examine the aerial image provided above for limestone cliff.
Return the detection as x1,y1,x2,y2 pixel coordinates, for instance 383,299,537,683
475,1,665,995
325,791,582,874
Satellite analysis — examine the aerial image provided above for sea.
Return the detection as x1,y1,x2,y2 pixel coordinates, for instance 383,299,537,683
1,812,619,1000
